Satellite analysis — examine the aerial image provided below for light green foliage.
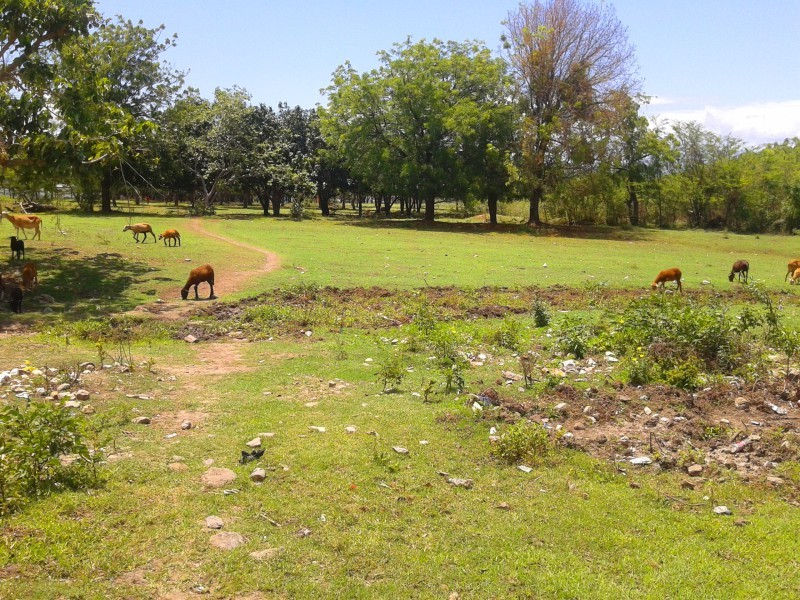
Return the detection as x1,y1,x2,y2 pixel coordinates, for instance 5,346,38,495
376,350,407,391
491,420,552,464
491,316,526,352
0,401,91,515
555,316,595,359
321,38,513,221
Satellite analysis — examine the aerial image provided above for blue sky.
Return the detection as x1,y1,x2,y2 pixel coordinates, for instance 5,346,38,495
95,0,800,146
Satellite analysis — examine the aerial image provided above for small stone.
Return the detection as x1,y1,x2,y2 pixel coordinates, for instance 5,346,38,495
81,405,95,415
164,433,178,439
181,421,192,430
734,518,748,527
205,516,224,529
496,502,511,510
446,478,474,489
630,457,652,466
518,465,533,473
246,437,262,448
63,400,82,409
344,425,357,434
168,462,188,472
250,547,283,562
132,416,151,425
629,482,641,489
553,402,568,414
734,397,749,409
392,446,409,455
203,458,214,467
297,527,313,538
209,532,245,550
56,383,71,392
309,426,326,433
75,389,90,401
201,467,237,488
687,464,704,476
713,505,732,515
184,335,198,344
643,406,652,415
250,468,266,482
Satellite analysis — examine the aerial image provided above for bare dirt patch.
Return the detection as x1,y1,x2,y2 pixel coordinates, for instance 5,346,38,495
486,378,800,492
127,218,281,321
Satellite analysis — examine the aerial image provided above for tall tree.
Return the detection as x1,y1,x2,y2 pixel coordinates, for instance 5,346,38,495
503,0,639,225
53,16,183,212
162,87,252,214
0,0,96,169
321,38,511,222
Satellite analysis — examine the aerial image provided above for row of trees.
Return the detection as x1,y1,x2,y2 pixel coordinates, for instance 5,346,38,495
2,0,799,231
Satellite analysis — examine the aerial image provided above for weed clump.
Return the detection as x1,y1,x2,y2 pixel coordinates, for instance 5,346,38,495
491,421,552,464
0,401,97,515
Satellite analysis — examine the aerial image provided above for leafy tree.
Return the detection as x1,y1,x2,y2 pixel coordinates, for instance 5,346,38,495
0,0,96,169
503,0,639,225
51,16,183,212
609,98,678,225
161,87,251,214
321,38,512,222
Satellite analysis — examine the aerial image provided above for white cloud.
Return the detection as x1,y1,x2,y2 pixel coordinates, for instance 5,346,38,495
647,100,800,146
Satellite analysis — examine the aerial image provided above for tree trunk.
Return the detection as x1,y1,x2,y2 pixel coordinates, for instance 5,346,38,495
320,194,330,216
100,170,112,213
627,185,639,226
424,194,435,222
528,187,542,225
488,192,498,225
271,192,281,216
384,195,391,216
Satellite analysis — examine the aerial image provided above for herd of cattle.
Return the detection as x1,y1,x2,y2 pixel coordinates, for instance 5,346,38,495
1,214,214,313
1,211,798,314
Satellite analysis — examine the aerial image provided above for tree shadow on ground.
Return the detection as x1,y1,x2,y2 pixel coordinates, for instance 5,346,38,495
339,216,655,241
1,248,155,323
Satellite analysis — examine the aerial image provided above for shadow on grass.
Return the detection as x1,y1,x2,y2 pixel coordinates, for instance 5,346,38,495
1,248,155,322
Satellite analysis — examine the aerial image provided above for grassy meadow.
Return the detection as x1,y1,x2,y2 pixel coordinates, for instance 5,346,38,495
2,205,800,599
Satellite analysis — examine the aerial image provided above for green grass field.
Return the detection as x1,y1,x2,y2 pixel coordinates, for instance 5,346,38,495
2,207,800,599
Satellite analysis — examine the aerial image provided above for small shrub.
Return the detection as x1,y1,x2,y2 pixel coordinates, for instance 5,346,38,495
664,359,702,391
290,198,305,219
0,401,93,515
532,299,550,327
491,421,552,464
439,356,468,394
376,351,407,391
556,317,593,359
492,317,525,352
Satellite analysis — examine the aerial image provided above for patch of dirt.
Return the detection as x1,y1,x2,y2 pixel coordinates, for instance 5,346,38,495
485,378,800,490
126,218,282,321
150,410,209,432
162,342,254,383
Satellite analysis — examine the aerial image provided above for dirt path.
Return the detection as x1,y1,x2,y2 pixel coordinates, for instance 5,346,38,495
129,219,282,320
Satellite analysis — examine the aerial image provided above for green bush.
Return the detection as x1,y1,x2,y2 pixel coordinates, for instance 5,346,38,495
492,317,526,352
0,401,93,515
555,317,594,359
533,299,551,328
376,351,407,391
491,421,552,464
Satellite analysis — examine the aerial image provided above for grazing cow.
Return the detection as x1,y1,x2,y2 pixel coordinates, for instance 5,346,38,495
651,268,683,293
181,264,215,300
728,260,749,283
